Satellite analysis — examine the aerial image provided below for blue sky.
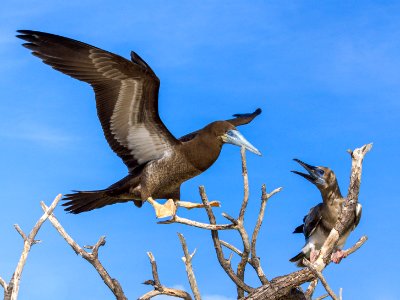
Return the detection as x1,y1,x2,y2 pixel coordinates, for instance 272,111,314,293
0,1,399,299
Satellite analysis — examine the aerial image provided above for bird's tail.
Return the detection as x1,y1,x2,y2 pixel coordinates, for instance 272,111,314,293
62,173,143,214
62,190,129,214
293,224,304,234
289,251,306,267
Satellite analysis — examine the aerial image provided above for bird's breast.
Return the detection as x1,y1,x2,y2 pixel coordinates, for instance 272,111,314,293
140,151,201,198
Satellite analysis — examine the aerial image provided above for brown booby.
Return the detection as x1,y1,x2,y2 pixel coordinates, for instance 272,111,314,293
17,30,262,216
289,159,362,266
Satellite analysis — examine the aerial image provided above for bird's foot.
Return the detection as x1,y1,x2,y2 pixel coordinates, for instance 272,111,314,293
331,249,347,264
146,197,177,219
176,200,221,210
310,249,320,263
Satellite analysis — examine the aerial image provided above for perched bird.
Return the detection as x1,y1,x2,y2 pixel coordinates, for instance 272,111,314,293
17,30,262,216
289,159,362,266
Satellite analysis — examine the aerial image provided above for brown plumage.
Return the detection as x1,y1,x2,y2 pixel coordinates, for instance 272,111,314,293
17,30,262,214
289,159,362,266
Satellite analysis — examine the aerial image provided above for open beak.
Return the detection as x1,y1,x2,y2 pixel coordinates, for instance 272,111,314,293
223,129,262,156
291,159,324,185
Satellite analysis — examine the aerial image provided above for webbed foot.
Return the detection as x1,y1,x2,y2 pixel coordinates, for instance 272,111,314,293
331,249,347,264
310,249,320,263
147,197,177,218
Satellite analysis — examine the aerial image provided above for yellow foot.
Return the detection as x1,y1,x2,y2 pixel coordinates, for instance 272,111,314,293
177,200,221,210
146,197,177,218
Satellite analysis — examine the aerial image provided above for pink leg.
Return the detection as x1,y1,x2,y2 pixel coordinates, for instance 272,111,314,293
310,249,320,263
331,249,347,264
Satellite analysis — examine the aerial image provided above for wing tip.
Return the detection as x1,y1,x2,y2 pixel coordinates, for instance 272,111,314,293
232,107,262,118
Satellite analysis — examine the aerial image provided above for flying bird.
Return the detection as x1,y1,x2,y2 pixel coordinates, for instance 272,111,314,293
17,30,262,217
289,159,362,266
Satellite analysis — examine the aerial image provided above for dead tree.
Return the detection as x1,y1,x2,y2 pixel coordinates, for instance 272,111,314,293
0,144,371,300
140,144,371,300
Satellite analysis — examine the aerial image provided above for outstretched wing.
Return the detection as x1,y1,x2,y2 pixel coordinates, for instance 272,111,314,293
227,108,262,127
179,108,262,142
17,30,179,171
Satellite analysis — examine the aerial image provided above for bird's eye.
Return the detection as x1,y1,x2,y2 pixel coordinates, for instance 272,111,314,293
318,169,325,176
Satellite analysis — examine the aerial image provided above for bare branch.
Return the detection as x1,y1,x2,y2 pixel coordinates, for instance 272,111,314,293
158,215,236,230
236,222,251,298
13,225,28,242
139,287,192,300
41,201,127,300
250,185,282,285
238,146,249,222
0,277,7,291
4,194,62,300
222,213,238,225
178,233,201,300
305,279,318,299
342,235,368,258
314,294,328,300
302,259,339,300
221,240,244,257
146,252,162,288
199,186,254,293
140,252,192,300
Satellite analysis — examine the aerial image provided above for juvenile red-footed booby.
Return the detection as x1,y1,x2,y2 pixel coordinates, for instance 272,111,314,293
17,30,262,217
289,159,362,266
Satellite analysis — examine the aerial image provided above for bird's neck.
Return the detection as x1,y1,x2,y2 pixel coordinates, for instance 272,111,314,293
183,134,223,172
320,182,343,207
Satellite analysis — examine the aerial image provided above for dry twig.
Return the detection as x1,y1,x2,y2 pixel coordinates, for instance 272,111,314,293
40,201,127,300
178,233,201,300
199,185,255,294
139,252,192,300
0,194,61,300
302,259,339,300
305,279,318,299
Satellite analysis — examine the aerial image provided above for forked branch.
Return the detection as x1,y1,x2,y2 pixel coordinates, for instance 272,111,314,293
139,252,192,300
160,147,283,298
40,202,127,300
0,194,61,300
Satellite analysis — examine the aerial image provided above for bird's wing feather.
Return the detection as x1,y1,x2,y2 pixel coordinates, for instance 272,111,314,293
293,224,304,234
227,108,261,127
303,204,323,238
179,108,262,142
354,203,362,229
179,130,200,142
17,30,179,170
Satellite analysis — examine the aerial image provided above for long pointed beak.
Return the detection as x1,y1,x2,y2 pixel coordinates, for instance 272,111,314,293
291,158,324,185
223,129,262,156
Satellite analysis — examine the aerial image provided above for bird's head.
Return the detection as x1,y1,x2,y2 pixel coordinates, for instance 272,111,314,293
206,121,261,156
291,159,337,191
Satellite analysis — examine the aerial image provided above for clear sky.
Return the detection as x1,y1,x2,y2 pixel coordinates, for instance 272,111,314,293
0,1,399,299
